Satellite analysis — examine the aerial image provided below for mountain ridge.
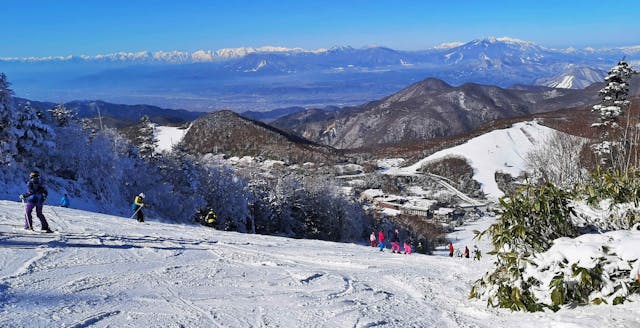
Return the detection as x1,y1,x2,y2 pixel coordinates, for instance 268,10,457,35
180,110,341,163
3,37,639,63
270,77,605,149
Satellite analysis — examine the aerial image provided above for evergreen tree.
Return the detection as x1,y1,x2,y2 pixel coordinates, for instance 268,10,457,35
49,103,76,127
14,101,54,162
136,115,157,160
0,73,17,164
591,60,637,171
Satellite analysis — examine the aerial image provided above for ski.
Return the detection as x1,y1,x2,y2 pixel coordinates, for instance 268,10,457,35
10,225,57,235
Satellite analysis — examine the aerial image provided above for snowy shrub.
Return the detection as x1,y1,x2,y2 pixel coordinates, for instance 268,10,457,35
523,231,640,309
478,183,578,255
471,183,580,311
576,168,640,230
472,181,640,311
525,131,588,189
580,168,640,207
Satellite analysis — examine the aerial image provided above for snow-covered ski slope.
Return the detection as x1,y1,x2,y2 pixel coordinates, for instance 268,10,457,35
1,200,639,327
155,125,190,152
387,121,557,199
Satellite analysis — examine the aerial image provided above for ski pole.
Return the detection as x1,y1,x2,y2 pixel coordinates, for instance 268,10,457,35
129,204,144,220
47,199,61,225
21,197,33,230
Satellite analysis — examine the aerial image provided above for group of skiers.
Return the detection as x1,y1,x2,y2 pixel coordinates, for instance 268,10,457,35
367,228,483,259
18,170,225,234
448,242,481,260
370,229,414,254
18,170,149,232
18,172,484,262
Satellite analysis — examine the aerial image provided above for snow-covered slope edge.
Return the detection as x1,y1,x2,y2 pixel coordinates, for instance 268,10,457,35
389,121,557,199
155,124,190,152
2,200,639,326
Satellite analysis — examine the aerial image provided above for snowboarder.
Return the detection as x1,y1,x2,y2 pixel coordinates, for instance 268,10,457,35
205,209,217,226
370,231,377,247
464,246,470,258
391,229,401,253
60,194,70,208
131,193,145,222
377,230,385,251
417,241,424,253
20,171,52,233
403,241,412,254
448,242,454,257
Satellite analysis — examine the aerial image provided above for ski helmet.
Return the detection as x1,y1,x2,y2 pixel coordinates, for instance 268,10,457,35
139,193,145,198
30,171,40,178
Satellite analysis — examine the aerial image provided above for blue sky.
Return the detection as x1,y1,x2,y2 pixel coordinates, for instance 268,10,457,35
3,0,639,57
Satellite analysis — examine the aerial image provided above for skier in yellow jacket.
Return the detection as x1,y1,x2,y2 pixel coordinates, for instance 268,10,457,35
205,209,217,227
131,193,145,222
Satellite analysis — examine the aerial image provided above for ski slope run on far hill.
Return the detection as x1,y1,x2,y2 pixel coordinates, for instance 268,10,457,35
1,201,639,327
386,121,557,199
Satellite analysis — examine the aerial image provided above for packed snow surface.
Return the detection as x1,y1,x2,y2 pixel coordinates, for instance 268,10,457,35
155,125,189,152
2,201,640,327
388,121,556,199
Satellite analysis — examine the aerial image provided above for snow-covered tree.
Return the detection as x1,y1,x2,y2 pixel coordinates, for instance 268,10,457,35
13,101,55,163
526,131,588,189
136,115,157,160
48,103,76,127
0,73,17,164
591,61,637,171
80,118,99,141
198,162,253,231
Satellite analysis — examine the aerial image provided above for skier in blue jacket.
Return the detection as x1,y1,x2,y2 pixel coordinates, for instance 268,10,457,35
60,194,70,208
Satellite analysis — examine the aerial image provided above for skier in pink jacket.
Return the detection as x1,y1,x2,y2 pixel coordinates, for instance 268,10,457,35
403,241,412,254
391,229,401,253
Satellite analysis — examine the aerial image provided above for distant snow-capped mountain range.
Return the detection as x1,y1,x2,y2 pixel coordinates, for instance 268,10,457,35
0,46,328,63
2,37,639,64
1,37,638,111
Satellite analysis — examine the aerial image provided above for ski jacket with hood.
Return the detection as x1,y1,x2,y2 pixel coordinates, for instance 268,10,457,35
25,177,48,204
